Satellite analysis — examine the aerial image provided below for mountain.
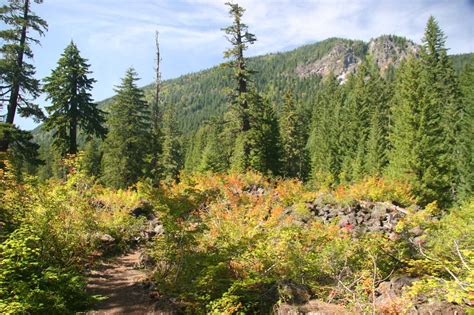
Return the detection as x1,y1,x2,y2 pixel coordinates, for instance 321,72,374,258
33,35,473,141
130,35,472,134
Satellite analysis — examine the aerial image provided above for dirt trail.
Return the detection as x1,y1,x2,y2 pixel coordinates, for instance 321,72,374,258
86,249,165,315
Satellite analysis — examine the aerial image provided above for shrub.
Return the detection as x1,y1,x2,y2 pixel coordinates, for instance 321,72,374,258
0,157,148,313
401,198,474,309
332,177,415,207
147,172,408,313
0,225,94,314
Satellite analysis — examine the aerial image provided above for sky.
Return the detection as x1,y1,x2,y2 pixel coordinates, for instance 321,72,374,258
4,0,474,130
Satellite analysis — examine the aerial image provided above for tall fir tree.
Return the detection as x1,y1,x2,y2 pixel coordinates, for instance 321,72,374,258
307,74,344,187
364,60,391,177
247,92,281,175
420,16,463,200
337,59,389,182
458,57,474,200
222,2,256,167
365,104,388,176
102,68,150,188
387,56,449,206
0,0,47,151
198,123,227,173
80,138,102,178
43,41,106,155
279,89,309,179
159,103,182,183
388,17,462,206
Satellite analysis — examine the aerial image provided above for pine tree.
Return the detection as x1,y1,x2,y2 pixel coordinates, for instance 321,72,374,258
0,123,41,175
279,89,308,179
247,92,281,175
198,123,227,173
388,17,462,206
0,0,47,126
307,75,344,187
43,41,106,155
159,103,182,183
80,138,102,178
222,2,256,165
458,57,474,200
102,68,150,188
387,56,448,205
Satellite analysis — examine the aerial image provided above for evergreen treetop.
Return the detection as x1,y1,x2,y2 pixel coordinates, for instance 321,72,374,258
43,41,106,155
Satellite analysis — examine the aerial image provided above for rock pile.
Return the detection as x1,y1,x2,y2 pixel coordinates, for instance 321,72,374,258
307,200,408,236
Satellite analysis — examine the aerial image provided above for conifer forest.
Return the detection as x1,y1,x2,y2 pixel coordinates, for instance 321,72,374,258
0,1,473,314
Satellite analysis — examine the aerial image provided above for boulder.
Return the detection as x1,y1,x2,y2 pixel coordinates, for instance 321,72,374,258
97,233,116,252
408,226,424,237
98,233,115,243
278,280,311,304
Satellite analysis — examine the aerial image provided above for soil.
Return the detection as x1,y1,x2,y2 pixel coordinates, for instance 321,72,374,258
86,249,169,315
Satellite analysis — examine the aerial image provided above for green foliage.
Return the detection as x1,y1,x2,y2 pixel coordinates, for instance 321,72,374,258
388,17,463,207
0,123,42,175
458,56,474,201
246,92,281,175
80,138,102,178
144,172,409,314
158,103,182,183
307,75,344,187
0,0,47,126
198,122,228,173
279,89,309,179
0,157,148,313
397,199,474,309
43,41,106,155
102,68,151,188
0,225,93,314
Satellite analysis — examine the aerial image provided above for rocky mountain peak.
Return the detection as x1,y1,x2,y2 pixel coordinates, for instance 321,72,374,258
295,40,365,81
368,35,419,74
295,35,419,82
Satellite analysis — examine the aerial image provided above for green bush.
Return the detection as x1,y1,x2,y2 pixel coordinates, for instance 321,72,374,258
0,225,94,314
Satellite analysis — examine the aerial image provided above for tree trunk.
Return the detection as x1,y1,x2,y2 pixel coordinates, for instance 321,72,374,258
6,0,29,126
69,78,78,154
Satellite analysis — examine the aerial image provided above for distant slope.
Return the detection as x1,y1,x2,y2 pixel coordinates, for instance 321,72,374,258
141,36,409,133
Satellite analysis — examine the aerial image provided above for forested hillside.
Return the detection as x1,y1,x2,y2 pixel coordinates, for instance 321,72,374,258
32,38,472,137
1,0,473,314
33,36,473,181
104,39,473,134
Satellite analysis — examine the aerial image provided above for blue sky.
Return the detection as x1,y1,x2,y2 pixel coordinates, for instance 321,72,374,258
7,0,474,130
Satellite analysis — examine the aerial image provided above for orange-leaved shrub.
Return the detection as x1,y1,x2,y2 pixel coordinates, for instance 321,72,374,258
144,172,409,314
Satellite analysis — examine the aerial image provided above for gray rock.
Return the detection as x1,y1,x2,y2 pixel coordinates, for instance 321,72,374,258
278,280,311,304
98,233,115,243
409,226,423,237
